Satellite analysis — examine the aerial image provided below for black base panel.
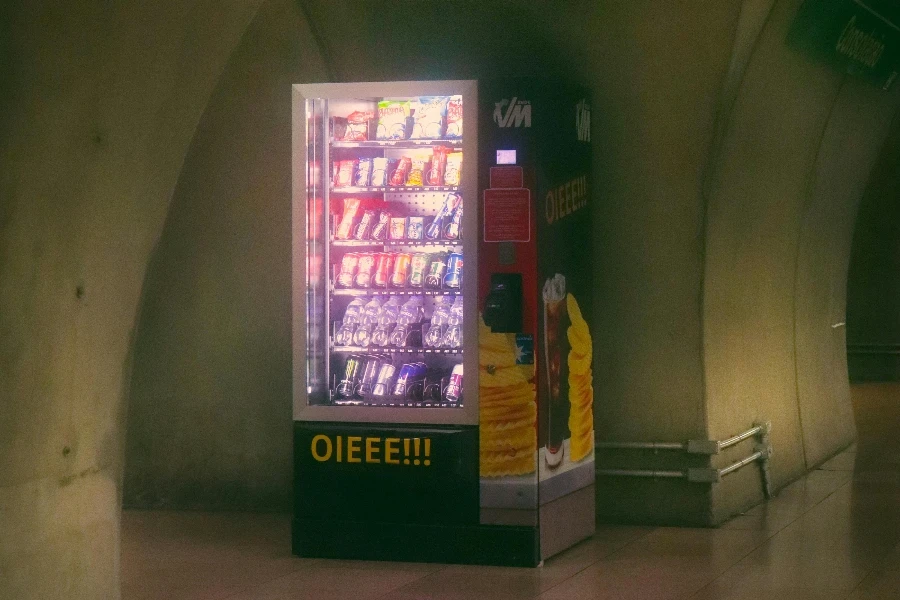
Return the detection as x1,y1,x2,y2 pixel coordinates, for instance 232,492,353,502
293,517,539,567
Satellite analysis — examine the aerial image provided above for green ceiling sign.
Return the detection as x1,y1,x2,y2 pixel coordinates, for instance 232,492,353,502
788,0,900,89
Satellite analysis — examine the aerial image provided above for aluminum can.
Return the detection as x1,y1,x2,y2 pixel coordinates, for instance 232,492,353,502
424,253,447,289
390,253,412,288
408,253,429,288
371,362,397,396
335,354,363,398
353,252,376,288
391,362,428,397
355,355,382,397
443,253,463,289
372,253,394,288
336,253,358,288
444,363,464,402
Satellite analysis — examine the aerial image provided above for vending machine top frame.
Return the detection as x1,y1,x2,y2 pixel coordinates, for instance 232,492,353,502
292,80,480,426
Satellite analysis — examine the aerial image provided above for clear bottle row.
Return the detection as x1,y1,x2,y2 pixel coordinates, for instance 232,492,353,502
333,295,463,350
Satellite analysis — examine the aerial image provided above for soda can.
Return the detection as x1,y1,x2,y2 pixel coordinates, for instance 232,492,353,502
336,253,359,288
372,362,397,396
444,364,464,402
443,253,463,289
424,253,447,289
336,354,363,398
373,253,394,288
391,362,428,397
390,253,412,288
408,253,429,288
354,252,376,288
355,355,382,397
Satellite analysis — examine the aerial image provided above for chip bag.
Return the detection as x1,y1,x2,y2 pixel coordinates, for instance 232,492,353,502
390,157,412,186
340,110,374,141
444,152,463,186
335,198,361,240
333,160,357,188
411,96,449,139
445,95,463,138
376,100,411,140
371,157,389,187
406,157,427,186
427,145,450,186
355,158,372,187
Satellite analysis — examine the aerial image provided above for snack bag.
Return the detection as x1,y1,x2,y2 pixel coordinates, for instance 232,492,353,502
355,158,373,187
353,209,377,240
376,100,411,140
406,157,427,186
389,217,407,240
445,95,463,138
407,216,424,240
341,110,374,141
444,152,463,186
427,145,450,186
335,197,361,240
371,157,389,187
410,96,449,139
389,157,412,186
333,160,357,188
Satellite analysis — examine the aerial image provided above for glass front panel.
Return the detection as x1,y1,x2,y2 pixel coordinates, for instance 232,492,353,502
306,93,466,409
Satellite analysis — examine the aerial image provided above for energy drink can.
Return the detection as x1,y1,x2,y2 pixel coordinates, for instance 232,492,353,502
390,253,412,288
373,253,394,288
444,364,464,402
355,355,382,397
443,253,463,289
372,363,397,396
408,253,429,288
336,253,358,288
392,362,427,397
336,354,363,398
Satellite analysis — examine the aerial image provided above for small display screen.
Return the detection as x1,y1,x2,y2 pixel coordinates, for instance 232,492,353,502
496,149,517,165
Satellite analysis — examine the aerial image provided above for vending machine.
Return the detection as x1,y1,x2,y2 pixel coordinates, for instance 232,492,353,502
292,79,595,566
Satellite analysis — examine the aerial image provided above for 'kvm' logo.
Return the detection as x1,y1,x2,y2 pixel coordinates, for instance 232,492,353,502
576,99,590,142
494,97,531,128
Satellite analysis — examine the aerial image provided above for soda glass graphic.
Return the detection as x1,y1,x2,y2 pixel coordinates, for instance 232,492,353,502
542,274,567,468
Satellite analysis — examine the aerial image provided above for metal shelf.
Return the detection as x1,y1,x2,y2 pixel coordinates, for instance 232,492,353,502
331,345,463,355
331,398,464,409
331,139,462,149
331,239,462,247
330,288,461,297
330,185,460,194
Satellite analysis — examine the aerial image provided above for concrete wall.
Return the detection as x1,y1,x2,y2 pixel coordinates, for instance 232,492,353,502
846,116,900,381
704,0,900,521
0,1,264,597
122,0,326,512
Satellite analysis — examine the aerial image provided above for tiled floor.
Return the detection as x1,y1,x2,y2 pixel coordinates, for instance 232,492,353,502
122,383,900,599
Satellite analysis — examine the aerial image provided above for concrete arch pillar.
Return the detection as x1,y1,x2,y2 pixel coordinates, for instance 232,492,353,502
0,1,268,597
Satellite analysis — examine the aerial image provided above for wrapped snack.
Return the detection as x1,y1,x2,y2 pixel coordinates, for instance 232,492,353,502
406,157,427,186
444,205,462,240
353,209,377,240
407,216,424,240
371,210,390,241
389,157,412,187
444,152,462,186
389,217,407,240
376,100,411,140
335,197,361,240
333,159,357,188
445,95,463,138
371,157,389,187
355,158,372,187
410,96,449,139
332,117,348,142
341,110,374,141
427,145,450,186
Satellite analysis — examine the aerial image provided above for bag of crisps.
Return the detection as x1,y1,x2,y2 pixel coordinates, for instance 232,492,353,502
411,96,448,139
376,100,411,140
445,95,463,138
